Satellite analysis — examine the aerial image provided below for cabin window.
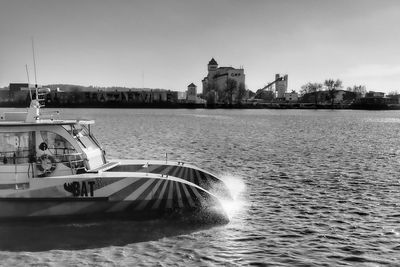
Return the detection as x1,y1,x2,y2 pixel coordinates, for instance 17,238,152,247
0,132,35,164
40,131,83,168
64,124,101,151
40,131,75,155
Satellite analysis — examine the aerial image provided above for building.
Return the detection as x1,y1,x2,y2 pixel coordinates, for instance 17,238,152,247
9,83,29,95
352,92,390,109
177,91,187,101
366,91,385,98
186,83,197,103
48,89,178,105
284,91,298,102
275,74,288,99
1,83,180,107
7,83,34,104
387,94,400,104
202,58,245,103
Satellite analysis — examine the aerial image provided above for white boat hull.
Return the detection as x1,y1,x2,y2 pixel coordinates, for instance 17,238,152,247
0,100,231,221
0,161,229,220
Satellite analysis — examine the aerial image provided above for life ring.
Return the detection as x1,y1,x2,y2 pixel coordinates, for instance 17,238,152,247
37,154,57,175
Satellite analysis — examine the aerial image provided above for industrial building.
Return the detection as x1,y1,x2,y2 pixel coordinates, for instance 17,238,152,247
1,83,179,107
275,74,288,100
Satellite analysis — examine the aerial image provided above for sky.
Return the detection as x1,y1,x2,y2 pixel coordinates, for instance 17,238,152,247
1,0,400,93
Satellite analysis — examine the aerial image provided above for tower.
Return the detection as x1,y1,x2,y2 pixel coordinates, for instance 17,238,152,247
203,58,219,96
275,74,288,99
187,83,197,103
208,58,218,73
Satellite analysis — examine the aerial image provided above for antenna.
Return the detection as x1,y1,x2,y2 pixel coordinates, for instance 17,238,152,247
31,37,38,97
25,64,33,100
142,70,145,89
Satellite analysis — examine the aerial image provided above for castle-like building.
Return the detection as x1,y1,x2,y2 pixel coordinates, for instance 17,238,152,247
202,58,245,102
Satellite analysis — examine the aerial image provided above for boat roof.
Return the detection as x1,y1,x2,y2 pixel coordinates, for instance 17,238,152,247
0,98,95,127
0,119,95,127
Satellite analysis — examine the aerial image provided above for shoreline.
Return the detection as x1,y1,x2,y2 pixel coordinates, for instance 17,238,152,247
1,102,400,110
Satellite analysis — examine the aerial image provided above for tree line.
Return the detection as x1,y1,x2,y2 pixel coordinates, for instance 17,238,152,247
300,79,368,106
204,78,246,105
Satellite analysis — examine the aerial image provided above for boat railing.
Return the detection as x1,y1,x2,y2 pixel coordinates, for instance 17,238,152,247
0,150,87,176
36,91,47,108
53,151,86,173
0,150,34,165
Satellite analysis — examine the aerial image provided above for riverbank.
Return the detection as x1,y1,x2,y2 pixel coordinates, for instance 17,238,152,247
2,101,400,110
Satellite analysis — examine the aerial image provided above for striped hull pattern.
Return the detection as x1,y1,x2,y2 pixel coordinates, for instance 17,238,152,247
0,176,221,219
107,163,231,199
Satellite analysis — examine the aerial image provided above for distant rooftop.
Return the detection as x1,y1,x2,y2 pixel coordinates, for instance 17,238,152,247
218,67,235,70
208,58,218,65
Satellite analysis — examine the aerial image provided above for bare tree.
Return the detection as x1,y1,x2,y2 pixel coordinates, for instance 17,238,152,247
205,82,218,105
324,79,342,107
206,90,216,106
225,78,237,105
300,82,323,105
237,82,246,103
349,85,367,98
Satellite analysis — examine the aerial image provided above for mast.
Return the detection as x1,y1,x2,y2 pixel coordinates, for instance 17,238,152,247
31,37,39,100
25,64,32,100
25,37,41,122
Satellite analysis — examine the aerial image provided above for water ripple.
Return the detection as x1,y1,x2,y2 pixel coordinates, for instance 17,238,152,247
2,109,400,265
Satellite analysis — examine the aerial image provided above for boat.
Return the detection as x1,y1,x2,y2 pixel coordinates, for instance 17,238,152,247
0,89,231,220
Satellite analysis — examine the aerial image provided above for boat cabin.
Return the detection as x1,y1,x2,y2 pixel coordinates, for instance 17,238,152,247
0,113,106,189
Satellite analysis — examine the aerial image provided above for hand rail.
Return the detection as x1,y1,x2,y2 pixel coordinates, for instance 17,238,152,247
0,151,87,176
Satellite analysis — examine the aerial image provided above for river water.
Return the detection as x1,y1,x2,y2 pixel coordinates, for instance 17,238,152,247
1,108,400,266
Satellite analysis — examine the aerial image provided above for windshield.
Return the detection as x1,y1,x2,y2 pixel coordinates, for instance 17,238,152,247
63,124,102,151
